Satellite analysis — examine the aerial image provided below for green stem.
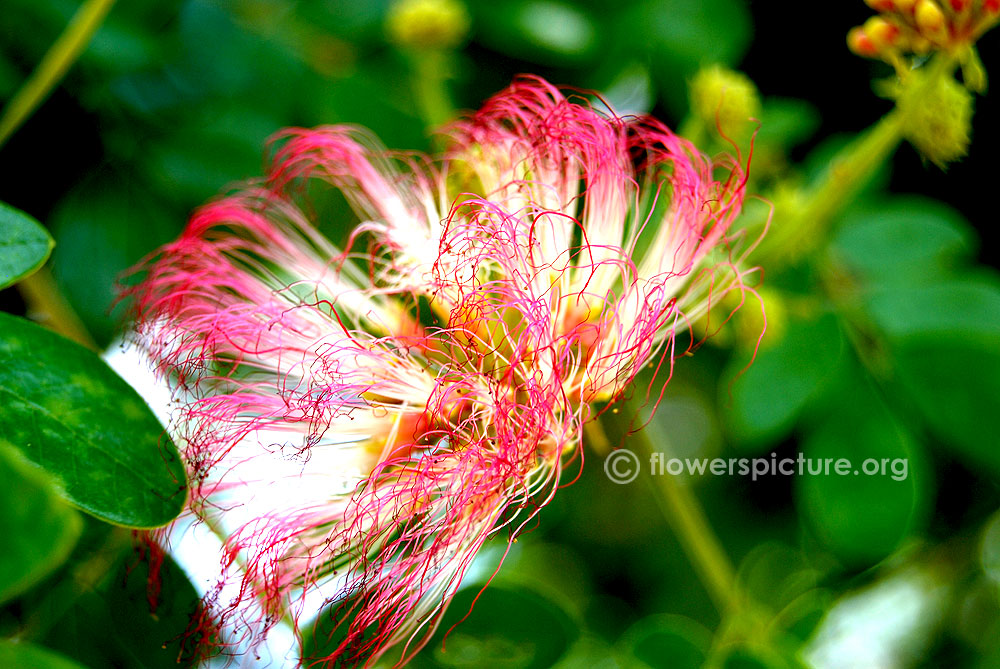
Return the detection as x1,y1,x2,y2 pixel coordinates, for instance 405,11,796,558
19,266,98,350
759,110,905,266
410,50,455,139
758,52,958,267
0,0,117,149
632,429,742,615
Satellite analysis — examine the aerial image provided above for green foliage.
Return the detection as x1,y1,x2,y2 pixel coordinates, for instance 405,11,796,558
473,1,600,65
796,375,928,566
0,640,87,669
617,614,712,668
303,580,578,668
830,197,976,284
0,201,53,290
0,313,186,527
48,177,180,346
895,340,1000,475
755,98,821,153
628,0,751,116
408,584,578,669
832,198,1000,475
724,313,846,450
0,445,82,605
31,536,203,669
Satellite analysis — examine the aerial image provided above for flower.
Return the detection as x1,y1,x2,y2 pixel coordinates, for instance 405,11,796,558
128,75,752,666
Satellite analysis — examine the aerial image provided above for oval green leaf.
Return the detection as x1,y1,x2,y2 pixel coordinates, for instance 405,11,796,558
865,275,1000,347
894,340,1000,477
0,200,54,290
305,582,578,668
723,313,846,450
35,540,205,669
0,444,82,605
831,197,975,286
414,584,578,669
618,614,712,669
796,380,928,566
0,312,186,527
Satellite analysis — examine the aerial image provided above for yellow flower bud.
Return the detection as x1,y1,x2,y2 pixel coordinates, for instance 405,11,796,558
848,27,879,58
915,0,948,43
898,70,973,168
863,16,903,50
689,65,761,139
386,0,471,50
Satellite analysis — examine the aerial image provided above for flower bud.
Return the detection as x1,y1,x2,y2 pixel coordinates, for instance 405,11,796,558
848,26,879,58
689,65,761,139
386,0,471,50
915,0,948,43
864,16,903,49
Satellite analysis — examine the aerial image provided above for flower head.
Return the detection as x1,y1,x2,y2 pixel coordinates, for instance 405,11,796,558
128,75,753,666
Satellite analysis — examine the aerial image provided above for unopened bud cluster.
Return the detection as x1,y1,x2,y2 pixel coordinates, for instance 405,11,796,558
848,0,999,65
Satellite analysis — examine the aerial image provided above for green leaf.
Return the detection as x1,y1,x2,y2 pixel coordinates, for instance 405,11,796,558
0,201,54,290
413,584,578,668
0,641,88,669
34,537,205,669
894,340,1000,477
617,614,711,669
796,380,928,566
304,66,427,152
859,269,1000,475
630,0,751,116
864,275,1000,347
723,313,846,450
0,445,82,605
831,197,976,286
306,582,578,668
0,313,186,527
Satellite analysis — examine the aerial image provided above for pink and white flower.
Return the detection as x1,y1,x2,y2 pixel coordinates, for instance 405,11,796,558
128,75,754,667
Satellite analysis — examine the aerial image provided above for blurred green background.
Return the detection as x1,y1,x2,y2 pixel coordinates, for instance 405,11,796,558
2,0,1000,667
